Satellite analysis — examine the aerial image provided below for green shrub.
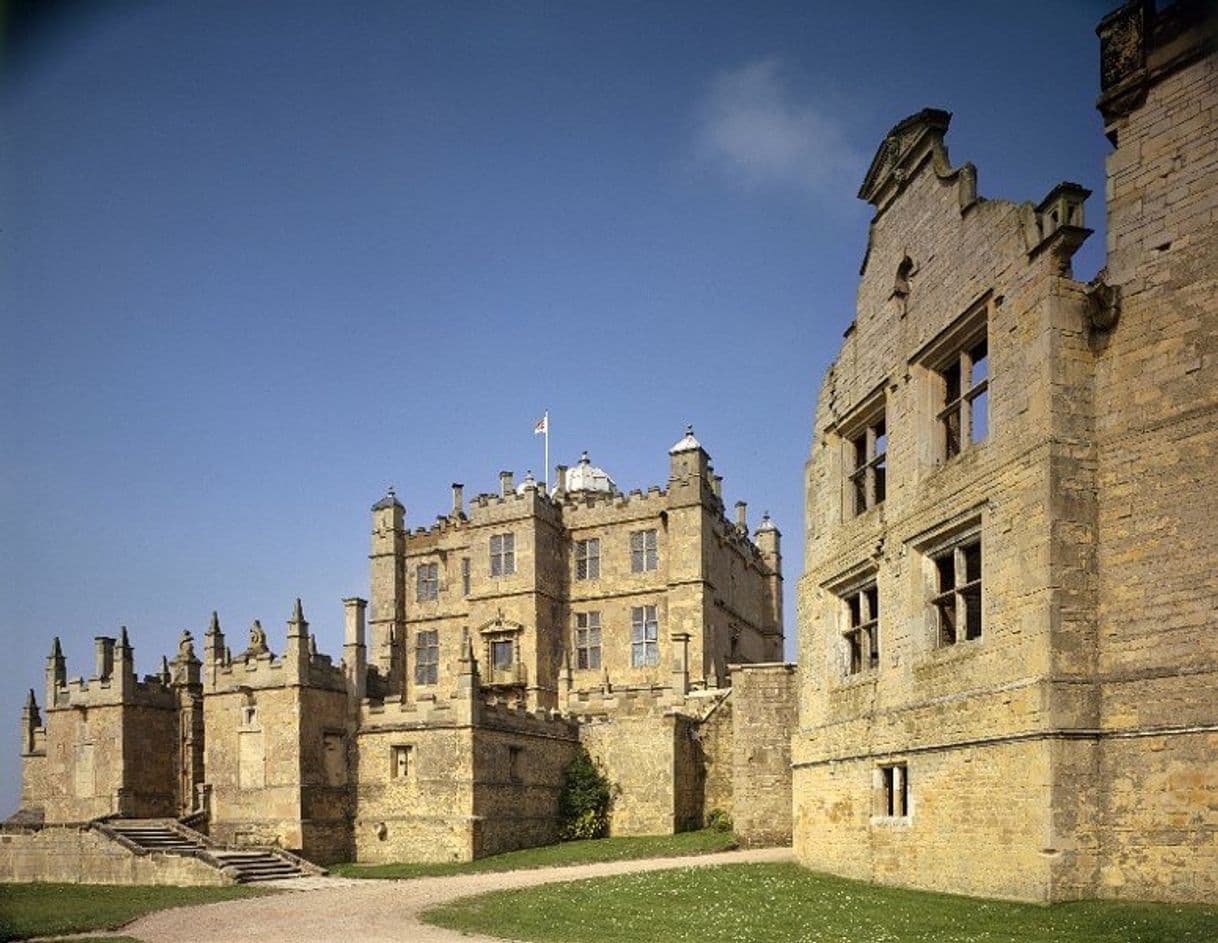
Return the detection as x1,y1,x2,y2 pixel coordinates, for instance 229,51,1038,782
558,747,613,840
705,808,733,833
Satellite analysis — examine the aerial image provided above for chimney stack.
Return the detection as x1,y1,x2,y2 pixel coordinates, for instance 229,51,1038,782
735,501,748,534
499,470,514,497
94,636,116,681
555,464,568,495
451,483,464,517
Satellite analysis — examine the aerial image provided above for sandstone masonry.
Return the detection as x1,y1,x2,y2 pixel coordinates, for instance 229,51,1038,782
793,0,1217,904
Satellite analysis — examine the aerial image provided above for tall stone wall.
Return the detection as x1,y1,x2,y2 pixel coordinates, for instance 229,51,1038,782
1090,1,1218,901
472,715,581,857
730,663,796,846
580,710,680,836
698,696,734,820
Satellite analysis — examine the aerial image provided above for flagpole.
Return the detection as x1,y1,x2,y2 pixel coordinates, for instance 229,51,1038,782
543,410,550,492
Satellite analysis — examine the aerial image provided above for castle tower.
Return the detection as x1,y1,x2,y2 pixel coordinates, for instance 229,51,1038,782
369,488,406,698
754,513,784,661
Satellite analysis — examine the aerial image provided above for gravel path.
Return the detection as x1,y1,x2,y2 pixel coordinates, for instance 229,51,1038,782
123,846,793,943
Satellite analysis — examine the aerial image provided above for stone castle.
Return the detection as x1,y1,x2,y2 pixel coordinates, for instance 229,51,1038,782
10,432,796,871
794,0,1217,904
5,0,1216,904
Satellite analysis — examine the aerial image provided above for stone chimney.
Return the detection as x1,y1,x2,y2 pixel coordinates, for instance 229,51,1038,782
735,500,748,534
451,483,464,517
343,597,368,711
555,464,568,495
499,471,515,497
94,636,115,681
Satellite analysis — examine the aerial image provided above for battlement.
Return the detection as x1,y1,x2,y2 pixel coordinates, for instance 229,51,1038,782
201,602,347,695
566,682,705,719
44,630,178,712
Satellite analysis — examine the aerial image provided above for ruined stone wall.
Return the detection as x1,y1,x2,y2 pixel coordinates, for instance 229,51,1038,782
731,664,796,846
1090,5,1218,901
793,108,1098,901
0,825,229,886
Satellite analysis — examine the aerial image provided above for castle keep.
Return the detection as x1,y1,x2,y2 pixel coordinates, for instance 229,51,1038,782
10,431,794,873
794,0,1217,903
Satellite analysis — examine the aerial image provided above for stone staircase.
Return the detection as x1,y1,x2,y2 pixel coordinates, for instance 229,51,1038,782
97,818,324,883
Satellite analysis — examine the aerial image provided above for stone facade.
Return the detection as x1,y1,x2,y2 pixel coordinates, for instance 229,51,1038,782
11,430,789,869
793,0,1217,904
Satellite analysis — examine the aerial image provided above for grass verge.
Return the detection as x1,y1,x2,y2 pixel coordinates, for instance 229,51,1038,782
424,862,1218,943
330,828,738,879
0,883,269,942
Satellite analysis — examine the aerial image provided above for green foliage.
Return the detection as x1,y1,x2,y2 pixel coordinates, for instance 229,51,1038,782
331,828,737,879
425,862,1218,943
705,808,733,833
0,883,267,942
557,747,613,841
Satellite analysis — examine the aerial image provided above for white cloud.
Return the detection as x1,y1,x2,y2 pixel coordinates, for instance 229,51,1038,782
696,57,860,198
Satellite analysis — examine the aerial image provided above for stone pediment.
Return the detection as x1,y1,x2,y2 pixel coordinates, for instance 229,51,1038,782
858,108,975,214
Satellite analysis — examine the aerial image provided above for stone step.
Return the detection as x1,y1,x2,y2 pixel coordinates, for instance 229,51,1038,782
100,818,318,883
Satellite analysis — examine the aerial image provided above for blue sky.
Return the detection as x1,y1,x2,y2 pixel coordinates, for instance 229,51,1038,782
0,0,1112,815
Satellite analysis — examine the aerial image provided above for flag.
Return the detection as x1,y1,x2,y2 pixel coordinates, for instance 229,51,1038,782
534,413,548,435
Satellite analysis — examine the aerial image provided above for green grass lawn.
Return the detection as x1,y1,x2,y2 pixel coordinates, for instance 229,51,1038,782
0,883,269,942
424,862,1218,943
330,828,739,879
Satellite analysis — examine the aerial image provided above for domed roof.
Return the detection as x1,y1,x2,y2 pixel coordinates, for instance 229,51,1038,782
669,425,702,454
756,511,778,533
516,470,539,495
565,451,616,494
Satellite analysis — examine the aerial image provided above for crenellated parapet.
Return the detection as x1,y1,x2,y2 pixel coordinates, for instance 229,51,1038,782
200,602,346,695
44,628,177,712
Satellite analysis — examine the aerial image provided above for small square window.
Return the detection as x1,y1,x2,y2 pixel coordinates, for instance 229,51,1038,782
491,639,514,669
391,744,412,780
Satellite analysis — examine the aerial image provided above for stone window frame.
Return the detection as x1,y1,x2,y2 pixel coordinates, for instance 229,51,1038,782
575,538,601,580
822,561,881,683
390,743,413,780
490,532,516,577
840,393,888,518
873,761,910,822
912,293,991,466
911,510,985,651
414,629,439,685
630,529,658,573
630,604,659,667
841,580,880,676
508,746,523,784
461,557,471,597
575,611,602,670
416,562,439,602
